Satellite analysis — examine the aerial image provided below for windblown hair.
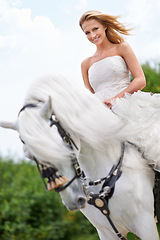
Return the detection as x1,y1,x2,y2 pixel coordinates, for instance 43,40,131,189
79,10,131,44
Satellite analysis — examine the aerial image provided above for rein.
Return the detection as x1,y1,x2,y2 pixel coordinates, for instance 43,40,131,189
19,103,126,240
49,115,83,193
84,142,126,240
19,104,83,193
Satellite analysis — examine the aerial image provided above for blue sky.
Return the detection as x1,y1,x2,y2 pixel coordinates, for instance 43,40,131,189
0,0,160,158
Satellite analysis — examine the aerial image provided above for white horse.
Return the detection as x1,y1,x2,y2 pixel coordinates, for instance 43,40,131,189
0,74,159,240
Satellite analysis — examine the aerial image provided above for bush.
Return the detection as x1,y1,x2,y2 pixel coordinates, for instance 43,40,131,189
142,62,160,93
0,158,98,240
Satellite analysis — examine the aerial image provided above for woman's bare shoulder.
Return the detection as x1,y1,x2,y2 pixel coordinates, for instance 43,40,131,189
117,42,133,56
81,56,93,70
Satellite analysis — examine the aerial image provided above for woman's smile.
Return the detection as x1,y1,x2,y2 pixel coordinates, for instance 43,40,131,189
92,36,100,43
82,19,107,45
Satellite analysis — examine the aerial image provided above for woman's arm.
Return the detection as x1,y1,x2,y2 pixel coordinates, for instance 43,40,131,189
117,42,146,95
104,42,146,108
81,58,95,93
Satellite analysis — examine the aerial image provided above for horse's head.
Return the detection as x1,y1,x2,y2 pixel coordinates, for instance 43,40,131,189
0,74,129,211
0,96,87,211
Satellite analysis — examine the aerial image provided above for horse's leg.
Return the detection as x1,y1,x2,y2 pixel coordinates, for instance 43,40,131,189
81,205,122,240
97,228,121,240
131,213,159,240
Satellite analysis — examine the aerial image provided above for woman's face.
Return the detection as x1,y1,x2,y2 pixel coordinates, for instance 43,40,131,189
82,19,107,45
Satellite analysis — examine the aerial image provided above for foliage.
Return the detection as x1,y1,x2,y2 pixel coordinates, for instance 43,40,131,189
0,157,98,240
142,61,160,93
0,157,160,240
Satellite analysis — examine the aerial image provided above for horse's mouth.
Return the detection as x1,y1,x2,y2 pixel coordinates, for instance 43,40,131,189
67,204,86,211
64,198,87,211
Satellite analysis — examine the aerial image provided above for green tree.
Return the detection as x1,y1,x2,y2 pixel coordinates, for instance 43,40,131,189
142,61,160,93
0,157,98,240
1,157,159,240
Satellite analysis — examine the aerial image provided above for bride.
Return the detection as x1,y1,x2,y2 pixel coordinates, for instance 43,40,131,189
79,10,160,171
80,10,146,108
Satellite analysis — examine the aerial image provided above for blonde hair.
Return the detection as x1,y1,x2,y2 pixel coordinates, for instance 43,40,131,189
79,10,131,44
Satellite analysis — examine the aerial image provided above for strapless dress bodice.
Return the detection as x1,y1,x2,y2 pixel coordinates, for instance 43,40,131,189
88,55,130,100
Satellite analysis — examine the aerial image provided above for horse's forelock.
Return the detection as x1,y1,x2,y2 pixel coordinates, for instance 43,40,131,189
18,106,72,166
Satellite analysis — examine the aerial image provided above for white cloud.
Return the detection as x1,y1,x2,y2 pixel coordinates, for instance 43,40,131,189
59,0,87,14
10,0,22,6
75,0,87,10
0,0,21,12
0,7,61,52
0,4,64,89
125,0,160,31
0,2,64,157
123,0,160,62
0,0,9,13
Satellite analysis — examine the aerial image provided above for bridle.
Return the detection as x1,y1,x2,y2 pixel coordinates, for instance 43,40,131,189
19,104,84,193
19,103,126,240
34,153,83,193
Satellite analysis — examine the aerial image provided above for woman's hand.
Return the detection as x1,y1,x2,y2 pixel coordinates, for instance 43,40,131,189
103,97,116,109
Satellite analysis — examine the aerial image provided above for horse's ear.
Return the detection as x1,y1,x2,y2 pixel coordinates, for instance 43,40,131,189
0,121,17,130
40,96,53,120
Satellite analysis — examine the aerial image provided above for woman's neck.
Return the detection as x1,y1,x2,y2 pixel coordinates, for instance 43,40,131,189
95,38,116,56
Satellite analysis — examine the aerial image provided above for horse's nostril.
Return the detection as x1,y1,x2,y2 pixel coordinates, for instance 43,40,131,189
77,197,86,207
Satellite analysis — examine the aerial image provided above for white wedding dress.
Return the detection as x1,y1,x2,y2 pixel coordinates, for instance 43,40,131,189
89,55,160,171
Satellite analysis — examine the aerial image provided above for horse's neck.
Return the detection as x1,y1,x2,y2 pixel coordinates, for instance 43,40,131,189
80,141,122,180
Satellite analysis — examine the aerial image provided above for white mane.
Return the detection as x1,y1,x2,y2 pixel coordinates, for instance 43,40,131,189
26,76,129,137
17,74,130,166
